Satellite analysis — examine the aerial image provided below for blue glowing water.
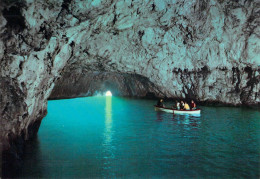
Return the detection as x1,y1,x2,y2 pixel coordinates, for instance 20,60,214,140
18,97,260,178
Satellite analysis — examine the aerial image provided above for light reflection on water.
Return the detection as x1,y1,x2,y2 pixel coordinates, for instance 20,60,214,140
104,96,113,146
16,97,260,178
103,96,115,175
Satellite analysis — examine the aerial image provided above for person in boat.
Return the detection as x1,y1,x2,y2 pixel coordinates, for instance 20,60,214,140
180,101,185,110
183,102,190,110
157,99,165,107
191,100,196,110
176,101,180,110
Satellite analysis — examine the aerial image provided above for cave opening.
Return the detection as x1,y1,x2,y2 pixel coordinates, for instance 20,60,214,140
49,71,163,100
105,91,112,96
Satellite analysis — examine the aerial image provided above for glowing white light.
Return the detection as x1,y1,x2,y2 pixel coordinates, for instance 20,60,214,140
105,91,112,96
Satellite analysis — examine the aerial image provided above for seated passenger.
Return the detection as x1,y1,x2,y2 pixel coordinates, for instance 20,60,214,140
184,102,190,110
191,100,196,110
176,101,180,110
180,101,185,110
157,99,165,107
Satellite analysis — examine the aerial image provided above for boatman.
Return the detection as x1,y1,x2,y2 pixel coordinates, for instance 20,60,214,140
157,99,165,107
191,100,196,110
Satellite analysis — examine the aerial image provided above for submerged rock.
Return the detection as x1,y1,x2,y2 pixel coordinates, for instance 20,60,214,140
0,0,259,176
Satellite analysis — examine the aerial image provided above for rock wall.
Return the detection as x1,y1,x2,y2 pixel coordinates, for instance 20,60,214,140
46,0,259,105
0,0,260,176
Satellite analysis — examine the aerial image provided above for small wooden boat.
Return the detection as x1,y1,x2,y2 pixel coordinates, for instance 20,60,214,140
154,105,201,115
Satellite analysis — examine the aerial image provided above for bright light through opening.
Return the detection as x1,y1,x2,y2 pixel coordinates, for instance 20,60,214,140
105,91,112,96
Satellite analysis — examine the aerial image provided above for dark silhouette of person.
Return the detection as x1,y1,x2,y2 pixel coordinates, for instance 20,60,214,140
157,99,165,107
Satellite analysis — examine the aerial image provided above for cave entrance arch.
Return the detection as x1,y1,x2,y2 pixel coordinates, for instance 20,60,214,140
49,71,163,100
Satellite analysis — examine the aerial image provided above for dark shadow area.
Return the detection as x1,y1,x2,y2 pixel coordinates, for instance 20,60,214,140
2,134,25,178
1,118,43,178
1,137,42,178
2,4,26,32
1,136,42,178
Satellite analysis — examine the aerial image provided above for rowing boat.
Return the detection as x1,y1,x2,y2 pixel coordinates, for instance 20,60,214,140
154,105,201,115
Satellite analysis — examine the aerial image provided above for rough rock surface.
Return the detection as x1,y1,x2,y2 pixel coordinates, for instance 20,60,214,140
48,0,260,105
0,0,260,176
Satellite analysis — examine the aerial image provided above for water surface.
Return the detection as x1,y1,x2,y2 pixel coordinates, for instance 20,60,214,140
18,97,260,178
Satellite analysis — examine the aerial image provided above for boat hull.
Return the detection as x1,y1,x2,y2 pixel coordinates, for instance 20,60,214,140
154,106,201,115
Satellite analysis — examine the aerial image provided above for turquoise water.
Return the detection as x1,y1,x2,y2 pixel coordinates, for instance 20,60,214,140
18,97,260,178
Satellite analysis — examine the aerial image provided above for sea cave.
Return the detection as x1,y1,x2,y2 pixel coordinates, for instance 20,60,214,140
0,0,259,178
